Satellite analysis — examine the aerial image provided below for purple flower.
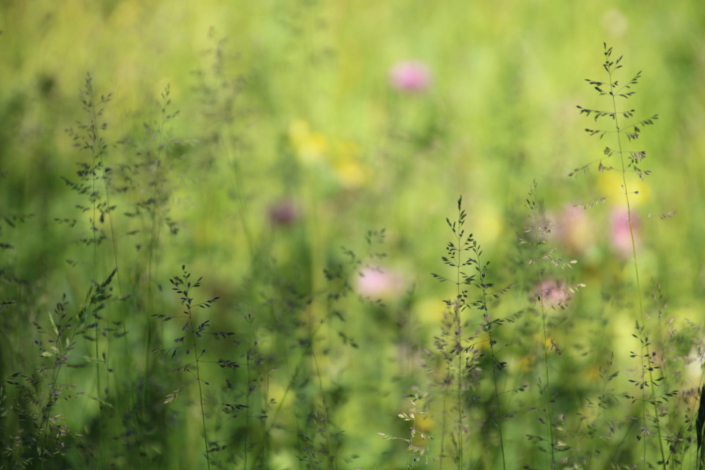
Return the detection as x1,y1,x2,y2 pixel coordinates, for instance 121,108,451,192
268,199,298,227
389,61,431,93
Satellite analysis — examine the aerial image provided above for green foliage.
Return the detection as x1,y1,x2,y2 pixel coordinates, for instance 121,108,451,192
1,2,705,470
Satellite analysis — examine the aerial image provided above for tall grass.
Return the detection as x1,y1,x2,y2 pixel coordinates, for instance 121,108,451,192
575,43,665,469
0,40,701,470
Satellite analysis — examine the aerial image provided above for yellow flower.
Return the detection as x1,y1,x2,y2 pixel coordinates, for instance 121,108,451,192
335,159,368,188
287,121,371,187
288,120,327,164
299,133,328,164
597,171,651,207
288,119,310,147
332,140,369,188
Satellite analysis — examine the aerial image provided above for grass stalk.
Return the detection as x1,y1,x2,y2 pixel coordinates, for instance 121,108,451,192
249,304,342,467
440,365,448,470
87,81,104,469
537,270,555,469
476,250,507,470
454,220,464,470
97,159,134,408
189,309,211,470
144,88,170,411
608,66,668,470
312,347,335,470
219,133,253,262
585,353,614,470
244,319,252,470
90,89,136,412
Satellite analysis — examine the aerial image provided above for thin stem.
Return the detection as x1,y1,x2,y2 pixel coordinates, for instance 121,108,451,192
608,66,668,470
538,270,555,469
101,190,134,405
94,107,135,413
247,261,366,466
39,305,84,467
440,364,448,470
39,278,110,468
88,86,104,469
585,353,614,470
686,372,705,470
189,309,211,470
313,347,335,470
477,252,507,470
456,351,463,470
244,321,251,470
455,224,463,470
143,101,167,411
220,135,253,262
249,299,349,467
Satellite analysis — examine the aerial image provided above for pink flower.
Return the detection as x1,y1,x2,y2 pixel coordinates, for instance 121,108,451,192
268,199,298,227
550,205,595,254
389,61,431,93
534,279,569,308
356,267,404,299
610,208,639,258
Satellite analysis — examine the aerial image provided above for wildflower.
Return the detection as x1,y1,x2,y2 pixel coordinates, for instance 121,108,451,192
389,61,431,93
288,120,327,164
357,267,404,299
534,279,569,308
268,199,299,227
332,141,369,189
288,123,371,189
598,172,651,207
551,205,595,254
334,159,367,188
610,207,639,258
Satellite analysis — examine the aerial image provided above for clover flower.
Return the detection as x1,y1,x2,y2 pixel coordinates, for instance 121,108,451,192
389,61,431,93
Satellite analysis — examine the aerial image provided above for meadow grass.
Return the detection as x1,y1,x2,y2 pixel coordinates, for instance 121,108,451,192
0,4,704,468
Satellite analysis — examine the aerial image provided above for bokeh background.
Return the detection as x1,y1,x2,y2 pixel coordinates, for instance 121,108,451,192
1,1,705,469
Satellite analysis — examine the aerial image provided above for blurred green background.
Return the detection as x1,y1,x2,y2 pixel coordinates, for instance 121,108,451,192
1,0,705,469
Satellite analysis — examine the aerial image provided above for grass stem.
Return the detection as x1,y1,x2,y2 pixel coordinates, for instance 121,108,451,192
608,66,668,470
537,270,555,469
